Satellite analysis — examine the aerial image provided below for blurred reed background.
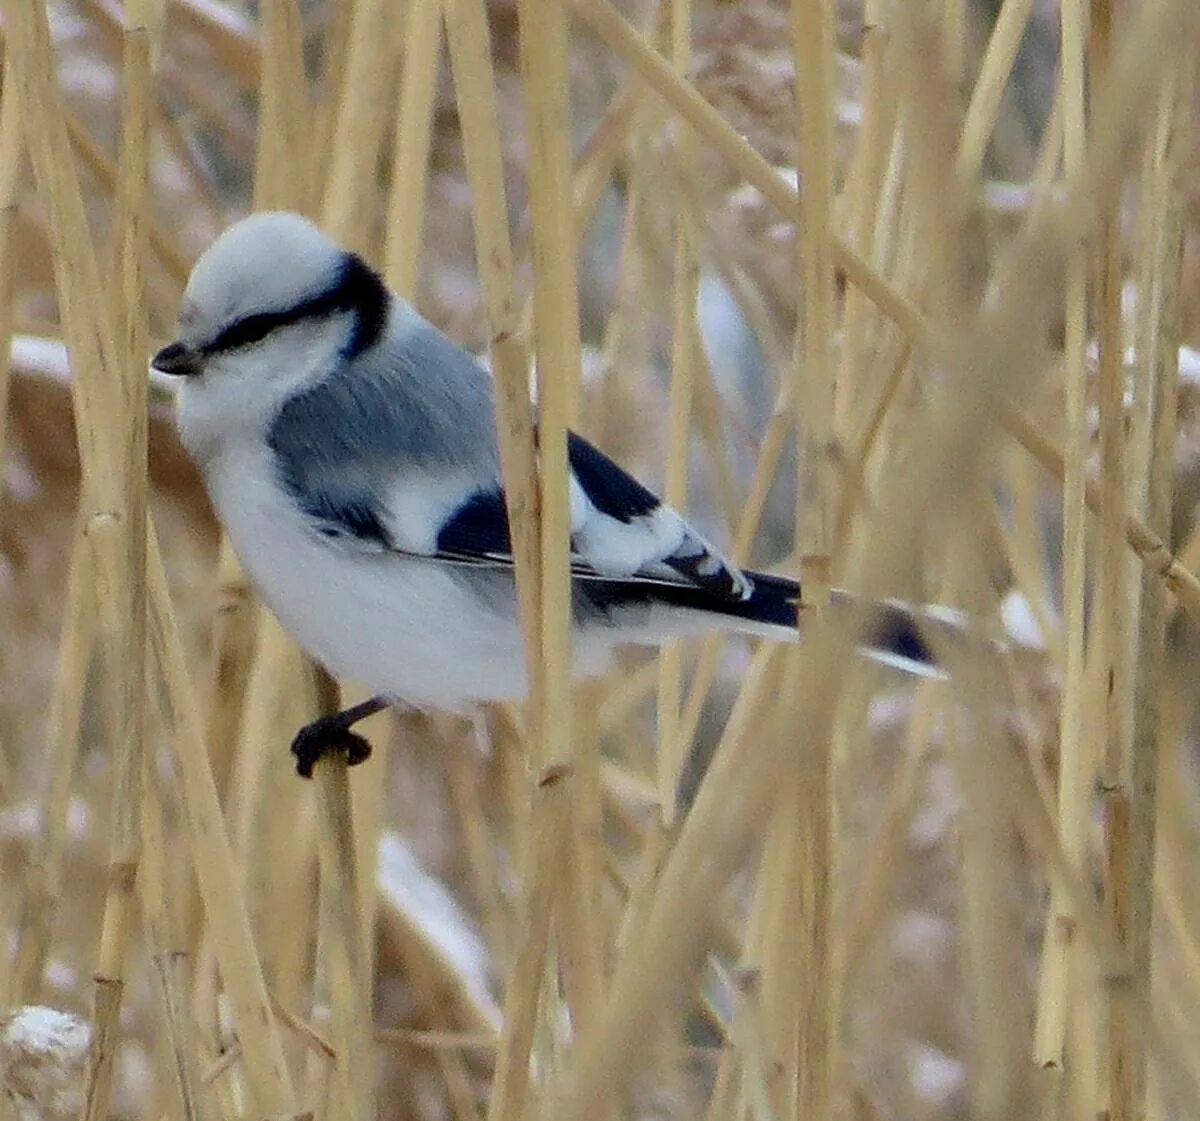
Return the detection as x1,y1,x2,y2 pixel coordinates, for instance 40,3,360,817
1,1,1200,1120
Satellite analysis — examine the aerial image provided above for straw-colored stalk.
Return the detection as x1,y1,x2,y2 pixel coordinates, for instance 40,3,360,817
441,0,561,1116
655,0,699,838
254,0,308,211
385,0,444,299
78,7,154,1118
954,0,1038,182
444,0,541,678
1089,7,1138,1119
517,0,604,1048
782,0,839,1117
302,6,415,1110
970,0,1070,1106
835,0,898,434
0,47,23,488
313,749,374,1121
1120,44,1191,1121
320,0,398,251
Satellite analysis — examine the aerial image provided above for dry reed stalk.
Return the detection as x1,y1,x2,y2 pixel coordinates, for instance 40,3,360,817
517,0,606,1047
254,0,309,212
655,0,699,836
900,15,1042,1104
77,7,155,1117
307,6,414,1103
514,65,654,348
385,0,444,299
596,126,652,458
228,611,286,865
745,794,803,1121
443,0,540,684
954,0,1038,181
570,84,639,244
1089,8,1138,1117
1119,49,1191,1121
786,0,838,1114
178,0,314,1103
835,0,898,433
0,47,22,488
441,2,555,1115
302,886,337,1120
312,753,374,1121
223,0,313,1013
320,0,397,250
347,689,392,981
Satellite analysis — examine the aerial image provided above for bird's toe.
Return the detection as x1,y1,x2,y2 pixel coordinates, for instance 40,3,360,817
290,721,374,778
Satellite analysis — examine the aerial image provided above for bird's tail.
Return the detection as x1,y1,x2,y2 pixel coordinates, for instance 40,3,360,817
647,569,975,679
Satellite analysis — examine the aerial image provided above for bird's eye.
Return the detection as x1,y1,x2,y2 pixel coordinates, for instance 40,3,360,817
208,311,285,353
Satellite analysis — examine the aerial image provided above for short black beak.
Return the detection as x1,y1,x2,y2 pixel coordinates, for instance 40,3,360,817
151,341,203,378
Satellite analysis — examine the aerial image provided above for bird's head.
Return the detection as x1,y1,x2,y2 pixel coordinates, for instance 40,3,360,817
156,212,390,454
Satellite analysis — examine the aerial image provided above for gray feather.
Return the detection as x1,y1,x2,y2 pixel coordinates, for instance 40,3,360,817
267,320,501,545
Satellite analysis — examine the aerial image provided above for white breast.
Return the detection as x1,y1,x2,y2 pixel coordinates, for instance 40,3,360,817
200,440,539,706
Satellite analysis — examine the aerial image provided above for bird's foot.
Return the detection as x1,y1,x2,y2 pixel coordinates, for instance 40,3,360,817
290,718,373,779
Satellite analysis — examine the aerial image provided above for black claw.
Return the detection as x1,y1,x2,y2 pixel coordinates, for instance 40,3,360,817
290,720,374,779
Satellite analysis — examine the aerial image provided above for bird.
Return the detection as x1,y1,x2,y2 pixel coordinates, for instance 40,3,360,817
152,211,946,777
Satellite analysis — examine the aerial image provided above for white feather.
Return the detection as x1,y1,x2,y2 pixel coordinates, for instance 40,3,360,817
569,480,686,577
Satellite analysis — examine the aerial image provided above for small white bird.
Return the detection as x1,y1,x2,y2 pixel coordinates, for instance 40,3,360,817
153,212,937,776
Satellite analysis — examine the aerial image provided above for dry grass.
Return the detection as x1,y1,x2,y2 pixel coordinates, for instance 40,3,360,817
2,1,1200,1120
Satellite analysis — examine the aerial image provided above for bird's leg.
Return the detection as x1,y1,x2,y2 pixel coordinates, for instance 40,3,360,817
290,695,390,779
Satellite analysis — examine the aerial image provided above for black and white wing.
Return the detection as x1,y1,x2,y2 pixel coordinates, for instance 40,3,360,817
435,432,756,602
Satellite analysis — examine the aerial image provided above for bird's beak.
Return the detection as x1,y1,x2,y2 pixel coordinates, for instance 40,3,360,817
151,341,203,378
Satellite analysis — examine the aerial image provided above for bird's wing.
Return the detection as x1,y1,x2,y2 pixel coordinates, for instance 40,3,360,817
301,427,753,602
429,431,753,601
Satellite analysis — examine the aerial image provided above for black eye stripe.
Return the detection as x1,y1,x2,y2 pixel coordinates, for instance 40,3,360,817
203,253,389,359
207,310,289,352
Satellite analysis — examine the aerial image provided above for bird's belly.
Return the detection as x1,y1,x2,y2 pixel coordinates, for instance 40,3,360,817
203,447,532,706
